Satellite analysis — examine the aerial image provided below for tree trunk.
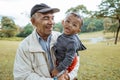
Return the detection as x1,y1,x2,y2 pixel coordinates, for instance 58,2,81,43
114,19,120,44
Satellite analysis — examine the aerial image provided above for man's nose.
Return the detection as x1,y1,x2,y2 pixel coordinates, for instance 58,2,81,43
48,19,55,25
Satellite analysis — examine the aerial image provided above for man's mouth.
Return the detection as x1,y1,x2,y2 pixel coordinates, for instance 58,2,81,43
46,26,52,31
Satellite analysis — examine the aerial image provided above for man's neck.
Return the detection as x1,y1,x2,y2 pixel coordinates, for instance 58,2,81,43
37,32,49,41
40,34,48,41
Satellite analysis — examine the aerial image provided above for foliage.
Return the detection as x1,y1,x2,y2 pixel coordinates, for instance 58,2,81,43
109,19,119,33
16,23,34,37
81,18,104,33
53,22,63,32
98,0,120,17
0,16,18,37
87,22,96,32
93,18,104,31
93,0,120,44
66,5,91,17
103,18,118,34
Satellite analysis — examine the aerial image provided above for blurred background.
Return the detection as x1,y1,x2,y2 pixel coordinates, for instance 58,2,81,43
0,0,120,80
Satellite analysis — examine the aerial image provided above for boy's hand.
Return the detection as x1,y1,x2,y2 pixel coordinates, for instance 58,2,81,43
51,68,59,77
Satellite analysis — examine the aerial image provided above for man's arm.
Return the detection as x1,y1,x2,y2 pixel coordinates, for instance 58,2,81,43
13,46,53,80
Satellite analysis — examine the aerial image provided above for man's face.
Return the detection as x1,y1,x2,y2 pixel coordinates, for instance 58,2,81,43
33,12,55,37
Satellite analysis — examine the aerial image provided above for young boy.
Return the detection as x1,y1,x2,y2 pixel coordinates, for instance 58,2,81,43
51,12,86,78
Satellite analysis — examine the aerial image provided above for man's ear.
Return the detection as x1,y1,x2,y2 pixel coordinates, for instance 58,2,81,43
31,18,35,25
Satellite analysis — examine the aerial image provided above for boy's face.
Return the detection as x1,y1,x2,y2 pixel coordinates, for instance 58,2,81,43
62,14,81,35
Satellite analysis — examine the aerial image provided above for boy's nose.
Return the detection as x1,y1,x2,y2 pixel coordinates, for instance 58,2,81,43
68,23,73,28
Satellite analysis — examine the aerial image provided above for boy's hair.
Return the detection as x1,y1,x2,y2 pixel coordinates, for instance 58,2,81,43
66,12,83,27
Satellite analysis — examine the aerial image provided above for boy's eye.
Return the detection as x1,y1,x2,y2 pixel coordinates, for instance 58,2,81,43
73,24,77,27
66,20,70,23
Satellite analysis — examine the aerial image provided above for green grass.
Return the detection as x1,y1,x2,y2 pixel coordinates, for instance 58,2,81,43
80,31,116,39
0,40,19,80
78,42,120,80
0,31,120,80
80,31,105,38
0,37,23,41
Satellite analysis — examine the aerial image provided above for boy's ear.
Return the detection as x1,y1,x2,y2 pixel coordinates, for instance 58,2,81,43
61,20,64,25
78,29,81,33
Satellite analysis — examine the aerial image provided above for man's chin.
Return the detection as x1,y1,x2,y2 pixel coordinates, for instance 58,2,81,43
46,31,52,35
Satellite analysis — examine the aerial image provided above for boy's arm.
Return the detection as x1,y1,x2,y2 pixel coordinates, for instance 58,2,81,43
68,56,80,80
56,42,76,72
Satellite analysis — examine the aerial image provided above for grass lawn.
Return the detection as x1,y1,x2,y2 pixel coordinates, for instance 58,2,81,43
0,32,120,80
78,41,120,80
0,40,20,80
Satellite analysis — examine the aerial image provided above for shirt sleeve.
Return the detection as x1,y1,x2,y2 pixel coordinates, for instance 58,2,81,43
68,56,80,80
56,41,76,72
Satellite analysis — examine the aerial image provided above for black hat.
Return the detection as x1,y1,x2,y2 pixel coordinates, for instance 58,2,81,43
30,3,60,17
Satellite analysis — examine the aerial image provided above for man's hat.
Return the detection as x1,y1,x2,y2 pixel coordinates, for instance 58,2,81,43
30,3,60,17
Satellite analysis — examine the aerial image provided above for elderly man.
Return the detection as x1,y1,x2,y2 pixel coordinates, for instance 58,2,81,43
13,3,79,80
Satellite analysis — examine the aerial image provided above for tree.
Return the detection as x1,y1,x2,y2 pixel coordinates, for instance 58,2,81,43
79,18,104,33
16,23,33,37
0,16,18,37
87,22,96,32
103,18,112,33
109,19,119,36
103,18,118,36
93,18,104,31
53,22,63,32
66,5,91,17
93,0,120,44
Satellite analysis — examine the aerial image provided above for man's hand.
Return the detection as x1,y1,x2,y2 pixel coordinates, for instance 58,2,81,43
64,70,70,80
57,74,65,80
58,70,70,80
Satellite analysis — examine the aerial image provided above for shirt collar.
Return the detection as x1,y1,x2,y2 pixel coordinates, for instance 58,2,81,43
36,31,52,42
